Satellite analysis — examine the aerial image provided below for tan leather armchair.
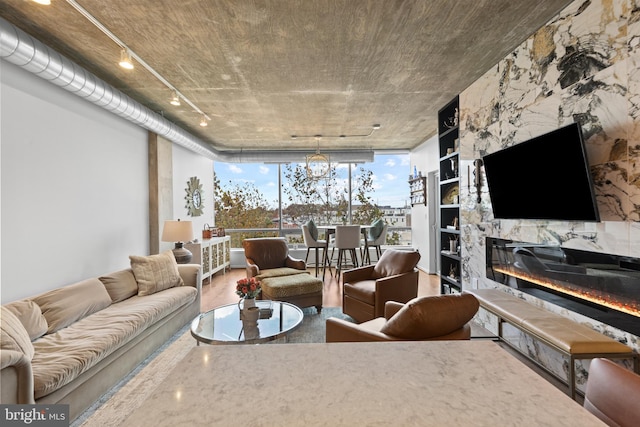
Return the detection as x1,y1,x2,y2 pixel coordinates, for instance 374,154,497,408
584,358,640,427
326,294,480,342
242,237,306,279
342,249,420,323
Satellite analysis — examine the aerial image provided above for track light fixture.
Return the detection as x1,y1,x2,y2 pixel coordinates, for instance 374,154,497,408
170,91,181,106
291,124,381,140
118,49,134,70
51,0,212,128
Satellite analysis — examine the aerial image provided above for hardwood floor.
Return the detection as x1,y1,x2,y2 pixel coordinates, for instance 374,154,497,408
201,267,440,312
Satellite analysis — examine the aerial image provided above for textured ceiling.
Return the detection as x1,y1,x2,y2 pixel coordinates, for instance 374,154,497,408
1,0,574,153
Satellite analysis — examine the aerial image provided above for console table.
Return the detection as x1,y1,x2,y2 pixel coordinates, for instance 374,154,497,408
119,341,604,426
185,236,230,284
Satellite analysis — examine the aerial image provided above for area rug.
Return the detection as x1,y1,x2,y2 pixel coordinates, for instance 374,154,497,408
72,307,353,427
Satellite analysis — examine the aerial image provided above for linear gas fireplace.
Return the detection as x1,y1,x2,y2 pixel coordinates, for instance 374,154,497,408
486,237,640,336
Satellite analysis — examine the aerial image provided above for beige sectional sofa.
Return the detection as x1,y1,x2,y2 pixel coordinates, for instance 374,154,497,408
0,251,201,422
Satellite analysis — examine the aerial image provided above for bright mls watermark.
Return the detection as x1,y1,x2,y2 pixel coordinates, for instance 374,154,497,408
1,405,68,426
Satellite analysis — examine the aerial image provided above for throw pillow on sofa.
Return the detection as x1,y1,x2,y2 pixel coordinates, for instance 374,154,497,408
33,278,113,334
99,269,139,303
4,300,48,341
130,250,184,296
0,306,35,359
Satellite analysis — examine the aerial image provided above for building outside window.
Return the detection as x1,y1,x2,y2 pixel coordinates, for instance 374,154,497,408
214,153,411,248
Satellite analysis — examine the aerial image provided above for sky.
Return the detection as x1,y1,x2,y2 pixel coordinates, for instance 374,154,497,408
214,153,411,209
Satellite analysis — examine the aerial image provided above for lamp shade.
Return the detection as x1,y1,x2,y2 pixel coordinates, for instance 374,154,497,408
161,220,193,242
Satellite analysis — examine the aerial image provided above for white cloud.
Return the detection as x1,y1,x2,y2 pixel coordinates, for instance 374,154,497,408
384,173,397,181
267,181,275,187
400,156,410,166
229,165,243,174
385,159,396,167
259,165,270,174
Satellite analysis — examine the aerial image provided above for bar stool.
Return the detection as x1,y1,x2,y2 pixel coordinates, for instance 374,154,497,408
302,223,329,277
331,225,361,278
362,224,388,265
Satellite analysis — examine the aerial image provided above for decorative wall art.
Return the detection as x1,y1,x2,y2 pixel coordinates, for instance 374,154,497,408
185,176,204,217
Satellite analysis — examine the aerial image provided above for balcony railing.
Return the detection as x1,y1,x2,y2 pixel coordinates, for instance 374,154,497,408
222,226,412,249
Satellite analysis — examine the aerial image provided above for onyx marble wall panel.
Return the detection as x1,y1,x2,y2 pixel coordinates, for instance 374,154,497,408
458,0,640,354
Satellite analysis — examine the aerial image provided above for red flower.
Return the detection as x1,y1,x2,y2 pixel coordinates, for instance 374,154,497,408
235,277,261,299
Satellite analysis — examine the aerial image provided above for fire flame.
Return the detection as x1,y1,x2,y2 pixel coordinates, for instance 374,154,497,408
494,266,640,318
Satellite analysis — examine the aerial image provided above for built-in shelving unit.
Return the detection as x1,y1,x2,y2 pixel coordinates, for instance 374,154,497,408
409,176,426,206
438,96,461,294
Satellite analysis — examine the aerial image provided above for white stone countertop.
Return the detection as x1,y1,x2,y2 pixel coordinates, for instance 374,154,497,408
121,341,605,426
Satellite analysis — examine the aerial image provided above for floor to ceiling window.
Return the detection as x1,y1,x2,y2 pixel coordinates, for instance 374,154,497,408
214,153,411,248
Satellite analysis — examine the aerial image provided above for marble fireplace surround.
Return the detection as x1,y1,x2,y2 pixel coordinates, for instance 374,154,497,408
486,237,640,336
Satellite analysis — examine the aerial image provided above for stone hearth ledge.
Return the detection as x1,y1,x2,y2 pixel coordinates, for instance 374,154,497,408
118,341,603,426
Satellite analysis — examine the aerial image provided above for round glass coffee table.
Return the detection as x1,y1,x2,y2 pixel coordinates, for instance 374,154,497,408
191,300,304,345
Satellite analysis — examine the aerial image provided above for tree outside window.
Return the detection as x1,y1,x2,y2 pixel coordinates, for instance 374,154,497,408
213,173,278,247
213,154,411,247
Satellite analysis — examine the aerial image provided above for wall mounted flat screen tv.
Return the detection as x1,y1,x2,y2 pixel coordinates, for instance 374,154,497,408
482,123,600,222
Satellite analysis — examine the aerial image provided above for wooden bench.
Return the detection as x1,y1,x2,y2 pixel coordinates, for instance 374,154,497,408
466,288,638,399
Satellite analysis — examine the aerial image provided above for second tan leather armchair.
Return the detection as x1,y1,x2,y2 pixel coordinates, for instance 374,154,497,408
326,294,480,343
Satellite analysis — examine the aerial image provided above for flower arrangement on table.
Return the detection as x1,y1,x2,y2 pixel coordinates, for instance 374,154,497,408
236,277,261,299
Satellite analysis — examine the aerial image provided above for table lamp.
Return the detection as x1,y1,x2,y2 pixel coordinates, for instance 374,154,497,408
161,219,194,264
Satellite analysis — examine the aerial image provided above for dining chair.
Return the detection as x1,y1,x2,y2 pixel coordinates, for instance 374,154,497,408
331,225,361,278
301,221,329,277
362,223,388,265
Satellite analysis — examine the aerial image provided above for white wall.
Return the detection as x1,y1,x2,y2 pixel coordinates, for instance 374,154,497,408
1,60,148,303
409,135,439,272
171,144,214,244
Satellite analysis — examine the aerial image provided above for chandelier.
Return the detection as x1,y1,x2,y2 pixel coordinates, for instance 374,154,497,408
293,124,381,180
306,136,330,180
